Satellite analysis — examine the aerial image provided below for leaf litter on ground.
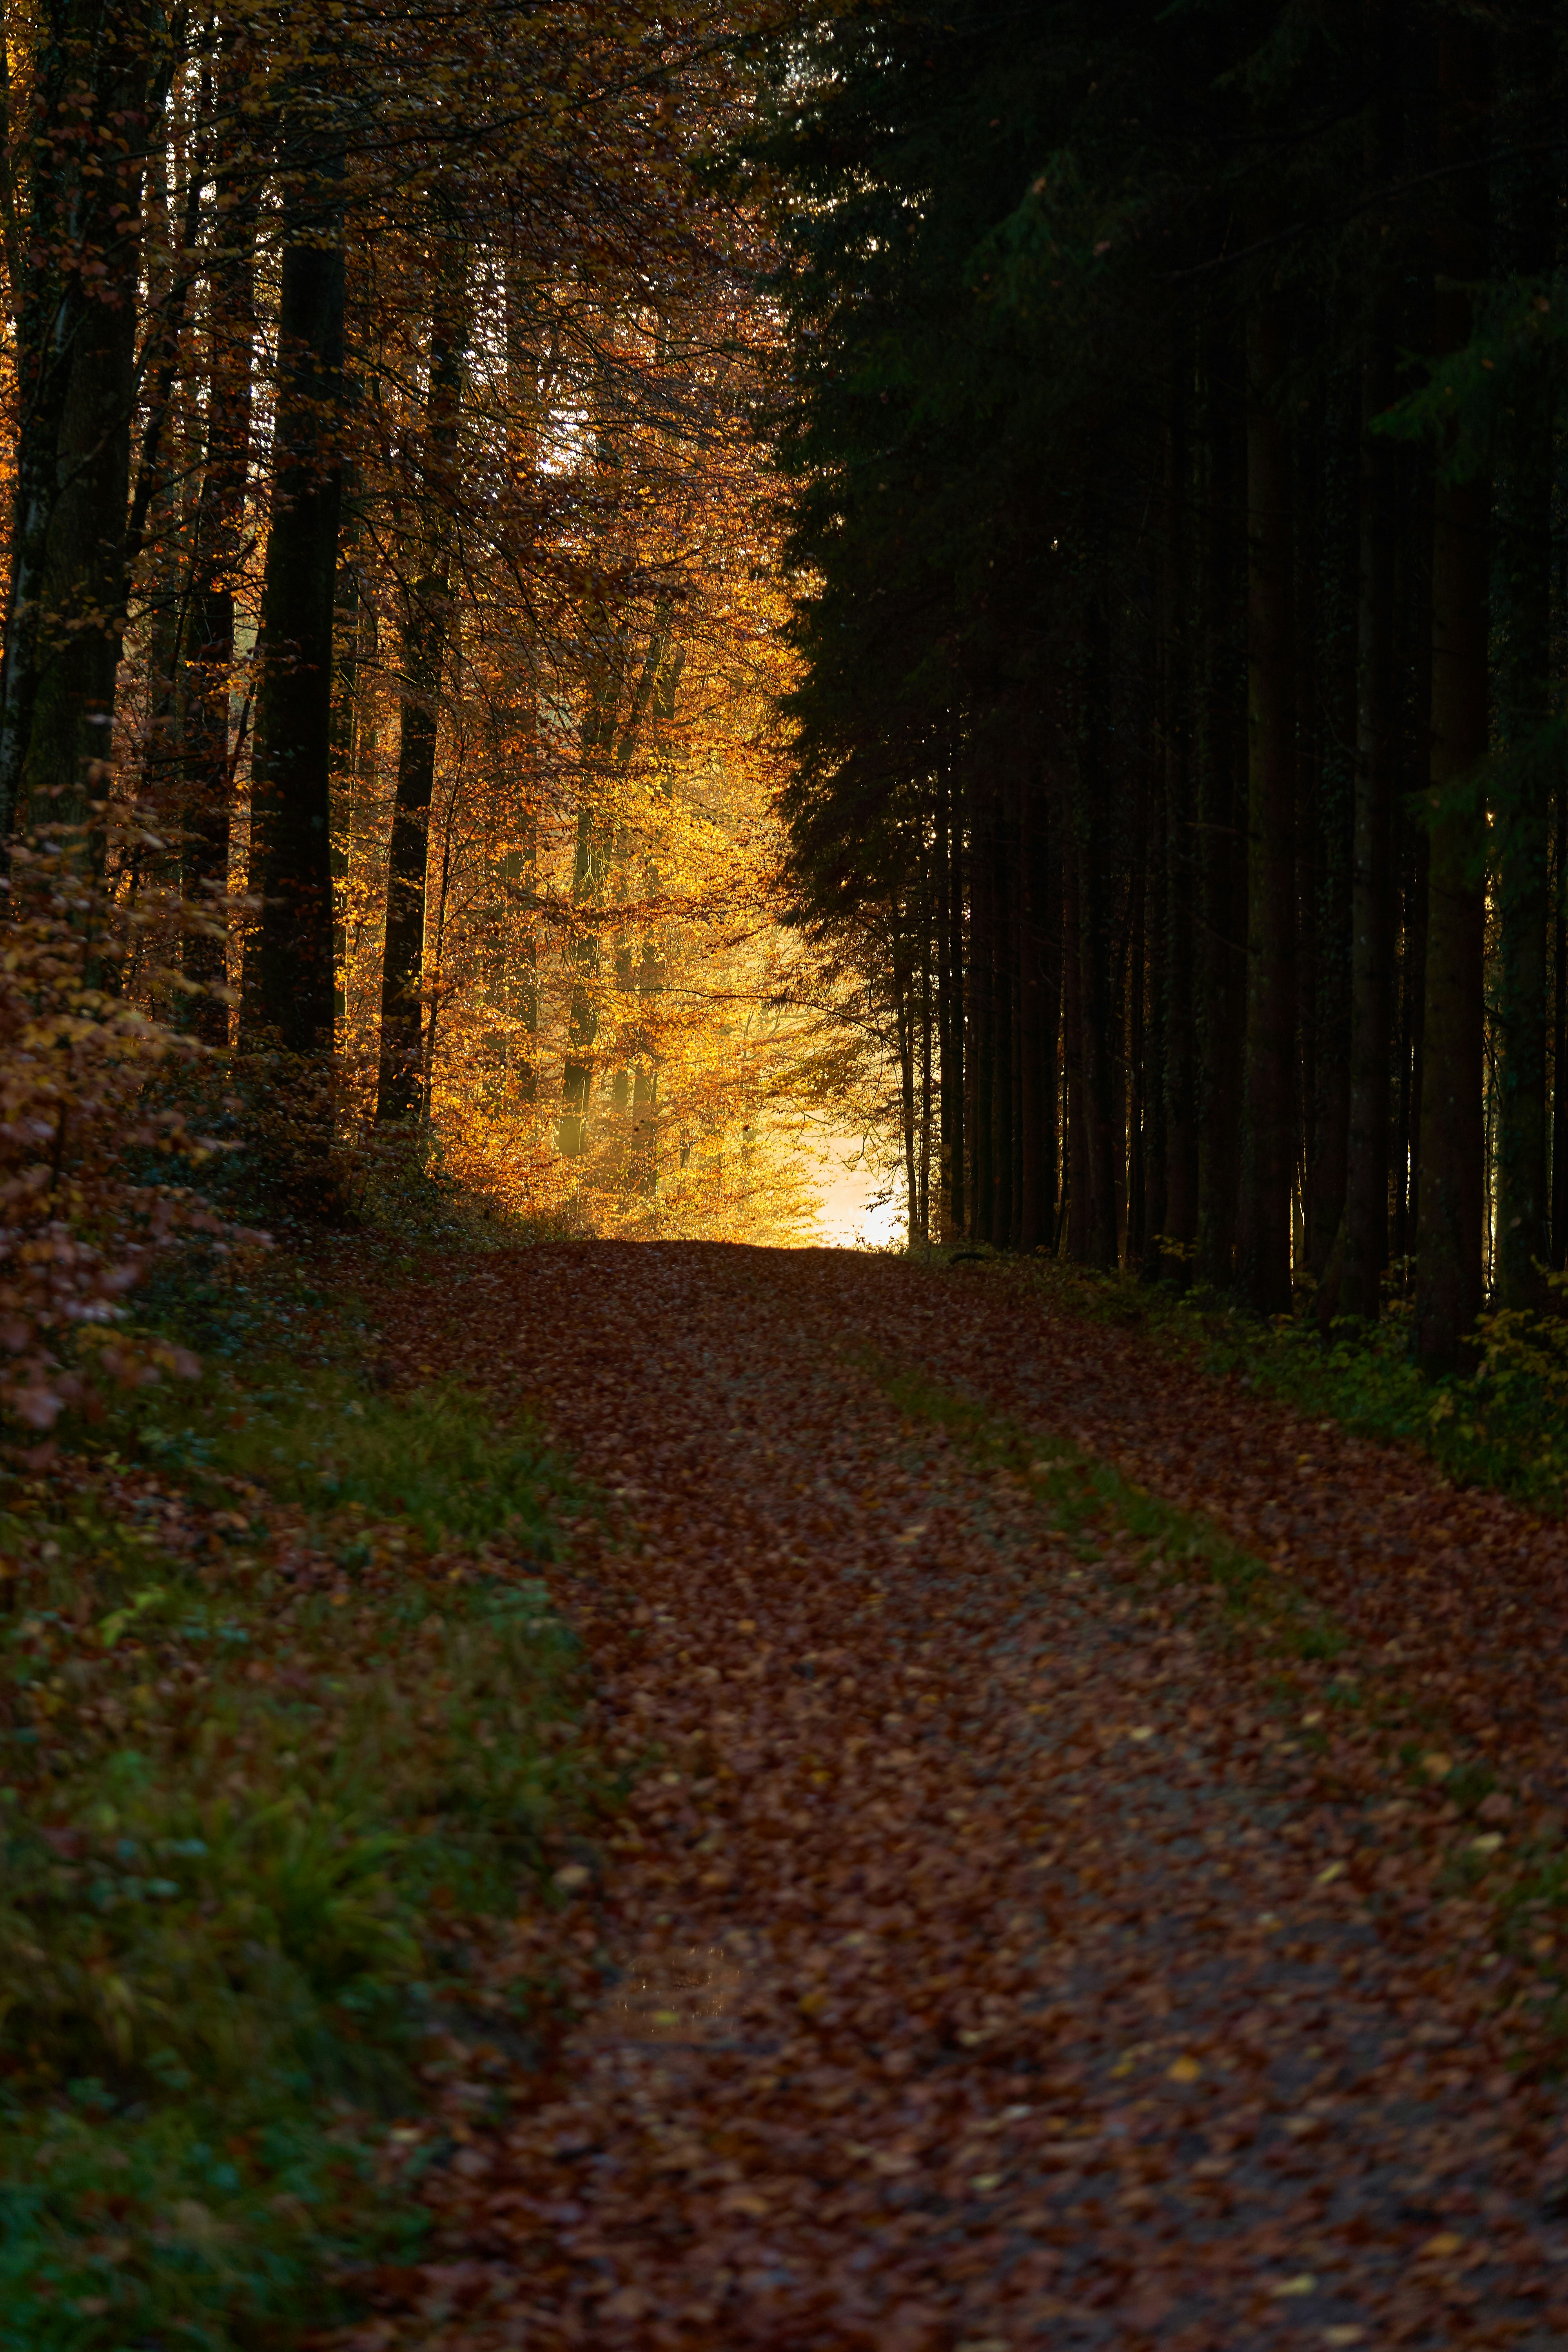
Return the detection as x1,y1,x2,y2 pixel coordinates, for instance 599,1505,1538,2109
329,1239,1568,2352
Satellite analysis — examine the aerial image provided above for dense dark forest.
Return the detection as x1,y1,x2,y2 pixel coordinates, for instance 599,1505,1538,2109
764,0,1566,1372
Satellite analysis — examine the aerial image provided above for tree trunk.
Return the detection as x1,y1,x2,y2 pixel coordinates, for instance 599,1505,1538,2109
1127,760,1148,1267
1339,0,1402,1316
1040,777,1062,1250
1162,357,1199,1282
1241,272,1296,1316
1342,327,1397,1316
1063,820,1089,1260
1196,332,1247,1288
183,149,257,1044
940,760,965,1239
1414,19,1490,1374
1302,378,1356,1291
1553,776,1567,1272
377,265,467,1118
0,0,156,840
991,793,1014,1245
245,180,347,1054
1018,771,1044,1248
970,779,995,1241
1493,19,1556,1312
1076,591,1119,1270
1143,726,1170,1280
898,960,920,1247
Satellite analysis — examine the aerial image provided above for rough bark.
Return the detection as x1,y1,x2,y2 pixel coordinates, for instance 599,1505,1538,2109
1018,771,1044,1249
1414,20,1490,1375
1342,330,1397,1316
1196,334,1247,1288
1241,272,1297,1316
1493,20,1556,1312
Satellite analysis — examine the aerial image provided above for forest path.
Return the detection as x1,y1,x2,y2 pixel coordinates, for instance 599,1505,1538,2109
362,1243,1568,2351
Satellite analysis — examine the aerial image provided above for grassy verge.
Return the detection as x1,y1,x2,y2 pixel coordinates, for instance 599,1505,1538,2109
864,1336,1568,2039
857,1345,1349,1666
0,1276,601,2352
934,1246,1568,1516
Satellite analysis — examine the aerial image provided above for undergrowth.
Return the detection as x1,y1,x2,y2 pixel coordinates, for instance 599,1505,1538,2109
940,1247,1568,1515
0,1291,600,2352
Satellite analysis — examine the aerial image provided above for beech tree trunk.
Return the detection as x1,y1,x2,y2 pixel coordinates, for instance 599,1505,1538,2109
377,265,467,1119
0,0,155,840
245,183,347,1054
183,137,257,1044
940,763,965,1238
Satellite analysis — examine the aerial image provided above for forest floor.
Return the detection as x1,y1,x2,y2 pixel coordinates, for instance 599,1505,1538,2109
339,1240,1568,2352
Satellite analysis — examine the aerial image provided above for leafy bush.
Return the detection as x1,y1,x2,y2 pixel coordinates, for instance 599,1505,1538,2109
1013,1254,1568,1514
0,828,246,1434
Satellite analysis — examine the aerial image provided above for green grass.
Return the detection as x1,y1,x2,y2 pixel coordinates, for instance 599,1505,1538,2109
0,1364,599,2352
855,1343,1348,1663
946,1248,1568,1516
133,1367,571,1557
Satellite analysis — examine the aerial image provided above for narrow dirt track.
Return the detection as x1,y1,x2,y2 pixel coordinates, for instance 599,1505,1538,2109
356,1243,1568,2352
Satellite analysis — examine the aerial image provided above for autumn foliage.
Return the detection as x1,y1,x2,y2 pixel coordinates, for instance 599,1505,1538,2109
0,827,241,1429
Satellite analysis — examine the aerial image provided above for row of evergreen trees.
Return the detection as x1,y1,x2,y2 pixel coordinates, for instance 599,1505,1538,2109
762,0,1566,1370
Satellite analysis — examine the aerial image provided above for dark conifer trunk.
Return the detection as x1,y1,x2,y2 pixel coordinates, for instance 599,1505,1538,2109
1414,18,1490,1373
997,788,1018,1244
1553,777,1568,1273
1040,781,1062,1249
1342,338,1397,1315
1493,20,1557,1312
1142,737,1168,1280
1162,360,1199,1283
1077,572,1119,1269
1341,0,1402,1318
970,779,995,1241
1127,763,1148,1267
1196,334,1247,1288
1063,820,1089,1260
1018,772,1045,1248
1241,274,1297,1315
1304,379,1356,1290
